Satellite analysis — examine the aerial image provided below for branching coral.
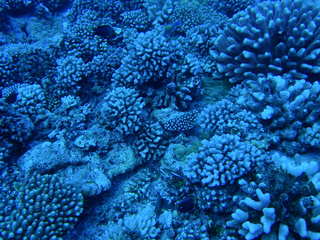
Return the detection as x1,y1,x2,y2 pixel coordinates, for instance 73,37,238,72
134,121,167,162
227,170,320,240
99,87,145,135
112,27,182,87
198,99,265,140
231,74,320,154
0,100,34,162
184,134,267,188
213,0,320,83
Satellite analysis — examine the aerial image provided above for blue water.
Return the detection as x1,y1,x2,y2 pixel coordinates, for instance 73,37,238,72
0,0,320,239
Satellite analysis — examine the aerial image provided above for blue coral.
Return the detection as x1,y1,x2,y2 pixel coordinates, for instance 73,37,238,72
112,27,182,87
68,0,122,23
121,9,151,30
176,216,210,240
232,74,320,154
134,121,167,162
0,174,83,239
99,87,145,135
198,99,265,140
208,0,254,17
1,0,320,239
10,84,48,122
0,100,34,162
84,47,124,89
168,1,223,33
0,45,54,87
300,122,320,149
122,204,160,239
226,170,320,240
184,134,266,188
0,53,18,87
213,0,320,83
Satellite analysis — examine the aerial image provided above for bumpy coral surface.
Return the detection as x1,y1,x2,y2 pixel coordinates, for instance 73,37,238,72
135,121,167,162
198,99,264,140
0,174,83,239
184,134,266,188
112,28,182,87
99,87,145,135
0,100,34,162
209,0,254,16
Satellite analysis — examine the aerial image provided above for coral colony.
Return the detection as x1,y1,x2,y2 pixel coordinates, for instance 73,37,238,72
1,0,320,239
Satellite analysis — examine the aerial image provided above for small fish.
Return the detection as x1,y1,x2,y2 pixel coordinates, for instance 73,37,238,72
164,20,185,37
93,25,116,39
177,196,195,212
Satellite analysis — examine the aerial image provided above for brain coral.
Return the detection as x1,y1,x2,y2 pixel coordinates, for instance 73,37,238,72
213,0,320,83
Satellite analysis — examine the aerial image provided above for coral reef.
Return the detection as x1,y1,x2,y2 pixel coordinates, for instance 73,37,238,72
17,139,111,197
10,83,48,122
0,0,319,239
121,204,160,239
208,0,254,17
198,98,265,140
168,0,223,33
0,53,18,87
112,27,182,87
54,55,85,96
121,9,151,31
134,121,168,162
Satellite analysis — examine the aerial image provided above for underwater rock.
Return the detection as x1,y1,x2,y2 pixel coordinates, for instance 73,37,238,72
103,143,139,178
17,139,111,196
56,154,112,197
17,139,86,174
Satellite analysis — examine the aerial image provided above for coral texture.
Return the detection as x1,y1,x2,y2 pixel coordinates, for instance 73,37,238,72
134,121,167,162
0,100,34,162
198,99,264,140
232,74,320,154
0,174,83,239
112,28,182,87
184,134,266,188
99,87,145,135
227,170,320,240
